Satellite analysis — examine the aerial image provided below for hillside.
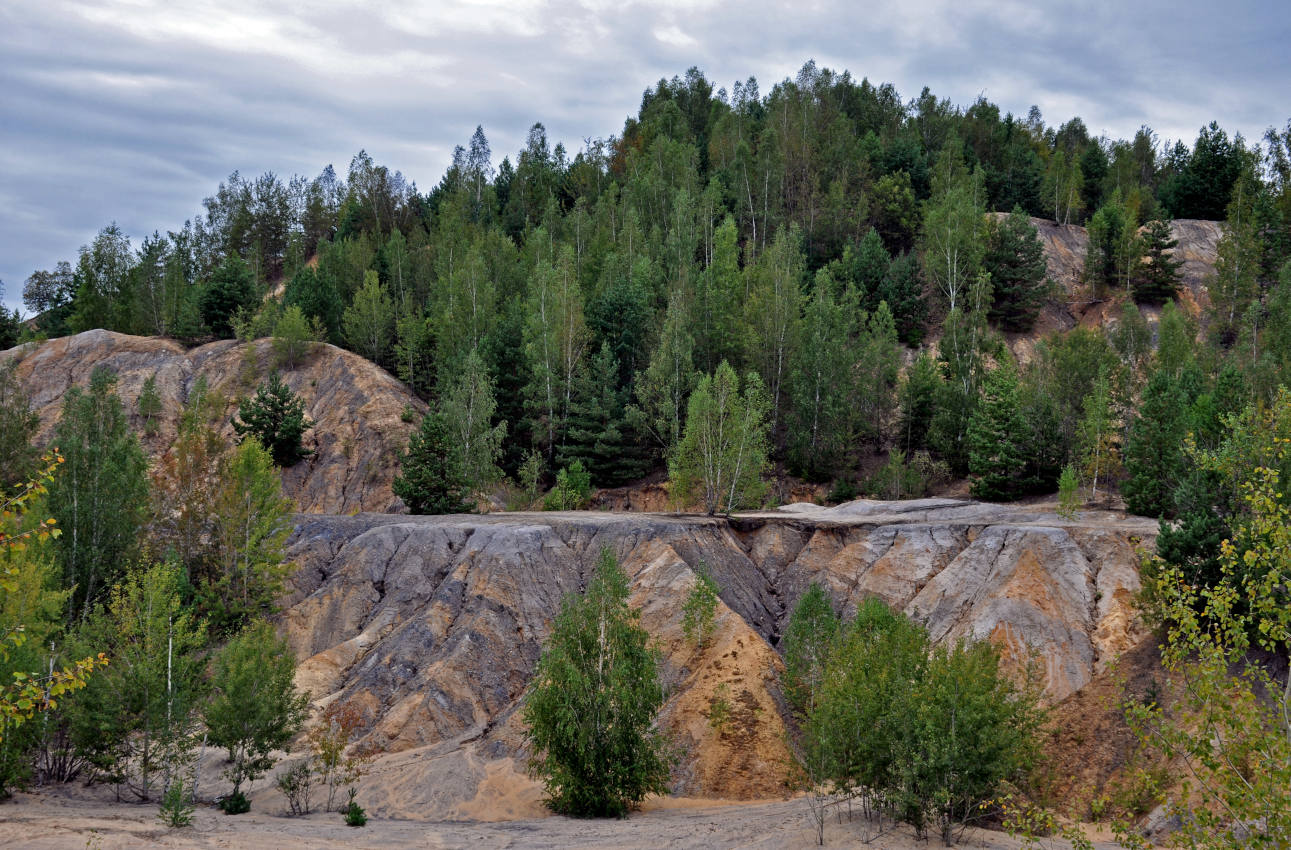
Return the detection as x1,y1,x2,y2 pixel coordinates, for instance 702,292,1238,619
1,330,425,514
269,498,1155,819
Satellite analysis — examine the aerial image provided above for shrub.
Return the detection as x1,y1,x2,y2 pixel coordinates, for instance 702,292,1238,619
523,549,672,817
343,789,367,826
157,776,195,828
218,790,250,815
276,760,315,816
542,461,591,511
681,565,719,648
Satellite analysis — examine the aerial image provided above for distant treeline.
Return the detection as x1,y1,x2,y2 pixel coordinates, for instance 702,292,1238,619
16,62,1291,504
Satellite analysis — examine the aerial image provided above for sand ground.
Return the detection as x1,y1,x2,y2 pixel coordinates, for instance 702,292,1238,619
0,786,1119,850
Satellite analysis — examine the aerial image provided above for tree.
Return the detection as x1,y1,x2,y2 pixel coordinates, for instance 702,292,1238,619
922,145,985,313
786,276,859,481
984,207,1049,331
232,372,313,467
966,359,1029,501
0,454,106,749
204,439,294,636
204,621,308,809
1123,369,1187,517
630,290,698,457
542,461,592,511
1076,368,1121,500
200,255,258,338
48,367,149,621
343,270,395,365
523,548,672,817
898,353,941,454
136,373,163,436
271,304,318,370
745,225,803,437
1126,452,1291,846
1132,219,1182,304
1057,464,1080,518
66,562,206,800
558,343,650,487
680,565,719,648
441,350,506,494
393,411,472,515
780,583,839,718
670,361,770,514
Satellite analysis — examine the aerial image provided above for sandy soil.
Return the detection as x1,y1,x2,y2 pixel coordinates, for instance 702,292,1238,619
0,786,1118,850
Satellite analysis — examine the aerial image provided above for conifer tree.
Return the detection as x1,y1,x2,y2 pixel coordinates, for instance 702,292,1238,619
1123,369,1187,517
559,343,650,487
393,411,473,515
898,353,941,455
983,207,1049,331
1132,219,1183,304
232,373,313,467
966,359,1028,501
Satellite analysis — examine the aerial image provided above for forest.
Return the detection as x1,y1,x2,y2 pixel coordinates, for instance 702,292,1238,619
1,59,1290,844
16,63,1291,522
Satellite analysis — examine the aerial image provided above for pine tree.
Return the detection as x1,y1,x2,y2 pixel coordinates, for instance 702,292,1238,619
1132,219,1183,304
966,359,1028,501
523,549,671,817
205,621,308,810
1123,369,1187,517
983,207,1049,331
393,411,473,515
233,372,311,464
200,255,258,338
898,353,941,455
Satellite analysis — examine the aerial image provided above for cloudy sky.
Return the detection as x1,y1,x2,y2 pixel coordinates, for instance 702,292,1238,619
2,0,1288,312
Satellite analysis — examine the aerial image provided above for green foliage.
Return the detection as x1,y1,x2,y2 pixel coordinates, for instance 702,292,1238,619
800,598,1043,843
232,372,313,467
558,343,650,487
136,374,162,436
542,461,592,511
984,207,1049,331
157,776,196,828
967,359,1029,501
48,367,149,620
394,411,474,515
629,290,698,457
787,275,861,480
201,255,258,338
780,584,838,718
523,549,672,817
343,270,395,365
67,561,207,800
271,304,318,370
1057,464,1080,519
205,621,309,801
219,790,250,815
1123,369,1187,517
343,790,367,826
680,565,719,648
1132,219,1182,304
1126,443,1291,847
441,350,507,493
670,361,770,514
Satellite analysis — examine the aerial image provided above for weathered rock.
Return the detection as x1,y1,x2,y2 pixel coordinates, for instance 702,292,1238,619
1,330,425,513
279,499,1156,817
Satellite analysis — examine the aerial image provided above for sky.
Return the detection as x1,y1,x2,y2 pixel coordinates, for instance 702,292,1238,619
2,0,1288,313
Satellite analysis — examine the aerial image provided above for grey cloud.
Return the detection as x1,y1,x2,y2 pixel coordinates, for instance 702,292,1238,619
2,0,1287,310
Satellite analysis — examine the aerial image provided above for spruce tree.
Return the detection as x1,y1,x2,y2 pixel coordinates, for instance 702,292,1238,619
232,373,313,467
393,410,473,515
1132,219,1182,304
558,343,650,487
523,549,671,817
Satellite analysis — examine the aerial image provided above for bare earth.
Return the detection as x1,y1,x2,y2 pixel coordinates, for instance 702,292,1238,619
0,786,1114,850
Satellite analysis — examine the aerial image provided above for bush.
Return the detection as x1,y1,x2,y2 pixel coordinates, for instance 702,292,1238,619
542,460,591,511
523,549,672,817
277,760,315,816
218,790,250,815
681,564,719,648
798,598,1043,843
157,777,195,827
343,790,367,826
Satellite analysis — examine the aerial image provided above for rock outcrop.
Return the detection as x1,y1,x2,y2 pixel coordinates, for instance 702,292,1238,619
277,498,1156,818
2,330,425,513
